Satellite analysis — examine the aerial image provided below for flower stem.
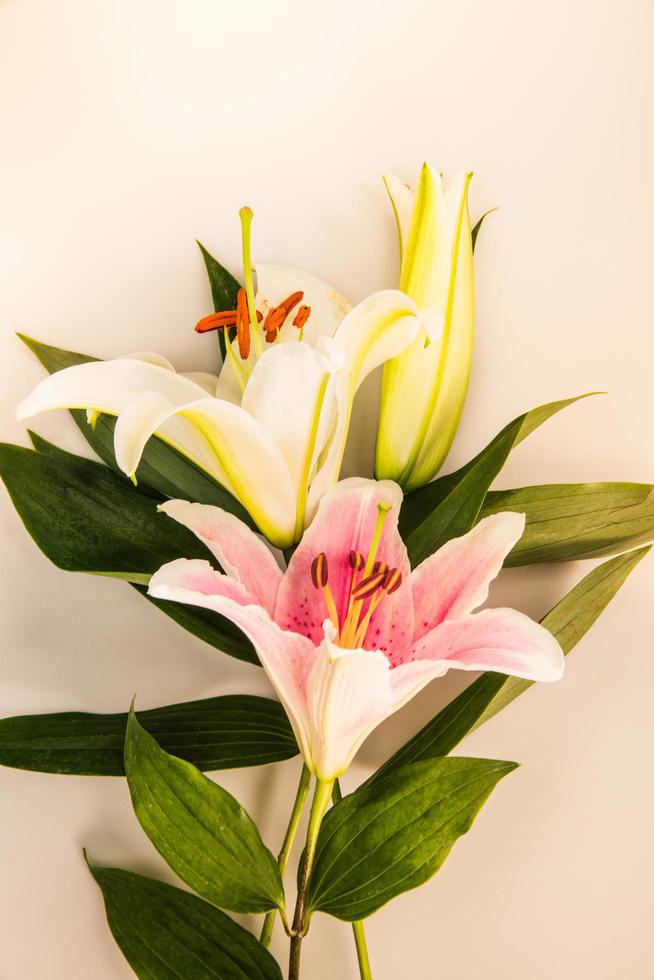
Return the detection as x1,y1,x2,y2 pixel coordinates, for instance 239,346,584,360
260,764,311,948
332,780,374,979
289,778,334,980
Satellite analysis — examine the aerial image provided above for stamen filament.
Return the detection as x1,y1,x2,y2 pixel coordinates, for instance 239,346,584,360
223,332,248,395
239,207,263,358
322,585,340,631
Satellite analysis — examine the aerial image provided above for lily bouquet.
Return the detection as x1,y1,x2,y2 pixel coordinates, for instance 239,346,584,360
2,164,652,980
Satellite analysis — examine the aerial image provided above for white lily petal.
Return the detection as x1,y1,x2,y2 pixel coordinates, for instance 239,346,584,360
255,263,351,345
120,351,177,371
175,398,298,547
181,371,219,395
305,290,422,516
241,343,337,499
114,390,178,478
16,358,209,421
305,622,395,779
383,173,415,265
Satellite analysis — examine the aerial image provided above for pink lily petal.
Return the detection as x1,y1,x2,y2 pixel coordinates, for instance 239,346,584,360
410,512,526,642
274,478,414,660
148,559,318,763
157,501,282,614
306,623,395,778
408,607,565,682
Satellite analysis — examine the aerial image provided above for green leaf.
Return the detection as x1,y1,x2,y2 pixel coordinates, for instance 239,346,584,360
470,544,651,729
369,546,650,782
0,695,297,776
471,208,497,251
197,241,241,312
125,707,284,914
89,864,283,980
0,440,212,583
479,482,654,564
399,393,597,566
18,333,251,523
307,757,517,921
197,242,242,365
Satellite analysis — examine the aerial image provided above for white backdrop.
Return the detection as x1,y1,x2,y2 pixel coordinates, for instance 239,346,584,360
1,1,653,977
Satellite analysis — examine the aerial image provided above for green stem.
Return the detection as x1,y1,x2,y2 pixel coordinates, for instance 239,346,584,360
289,778,334,980
332,780,373,979
260,765,311,948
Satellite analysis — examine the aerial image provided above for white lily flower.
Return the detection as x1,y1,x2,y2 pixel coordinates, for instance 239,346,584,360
376,164,475,492
17,253,422,548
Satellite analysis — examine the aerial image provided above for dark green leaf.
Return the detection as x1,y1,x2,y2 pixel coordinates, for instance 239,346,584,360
307,757,516,921
125,708,285,914
89,864,283,980
197,242,242,365
479,482,654,564
370,546,650,782
0,695,297,776
471,208,497,251
399,394,597,566
18,333,252,522
0,441,212,583
197,241,241,312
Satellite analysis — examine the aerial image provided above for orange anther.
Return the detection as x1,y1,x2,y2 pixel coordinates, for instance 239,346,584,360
383,568,402,594
351,571,386,601
293,305,311,329
349,550,365,571
311,553,329,589
263,291,305,342
194,310,238,334
235,288,251,360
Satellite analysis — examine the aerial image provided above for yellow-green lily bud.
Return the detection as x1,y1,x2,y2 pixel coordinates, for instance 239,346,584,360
375,164,474,492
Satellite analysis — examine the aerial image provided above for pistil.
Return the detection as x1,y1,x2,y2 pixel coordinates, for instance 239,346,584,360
239,207,264,357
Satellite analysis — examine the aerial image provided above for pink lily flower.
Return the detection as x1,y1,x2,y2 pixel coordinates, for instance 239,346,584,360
148,478,564,780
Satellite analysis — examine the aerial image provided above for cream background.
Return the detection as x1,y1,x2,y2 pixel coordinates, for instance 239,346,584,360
1,1,653,977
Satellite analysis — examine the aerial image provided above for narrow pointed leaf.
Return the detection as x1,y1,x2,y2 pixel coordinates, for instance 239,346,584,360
471,208,496,251
370,546,650,783
124,708,284,914
89,864,283,980
399,393,597,566
197,242,242,364
470,545,651,729
18,333,251,522
479,482,654,564
0,695,297,776
307,757,517,921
